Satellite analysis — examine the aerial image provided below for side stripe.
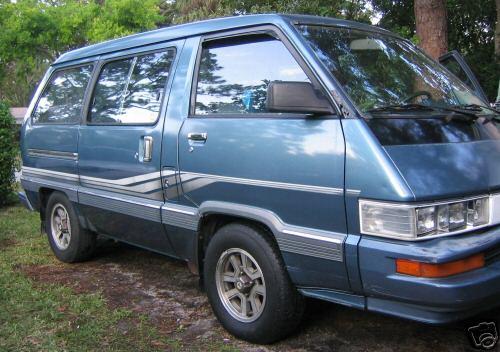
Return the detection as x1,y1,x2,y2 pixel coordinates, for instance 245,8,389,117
81,178,162,193
80,171,161,186
22,166,162,187
21,167,348,196
180,172,344,195
22,166,78,181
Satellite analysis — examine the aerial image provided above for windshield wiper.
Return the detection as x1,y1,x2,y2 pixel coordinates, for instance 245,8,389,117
366,103,479,120
366,103,434,114
453,104,500,124
451,103,500,114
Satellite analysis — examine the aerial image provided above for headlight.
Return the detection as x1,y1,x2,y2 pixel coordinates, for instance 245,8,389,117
359,196,490,240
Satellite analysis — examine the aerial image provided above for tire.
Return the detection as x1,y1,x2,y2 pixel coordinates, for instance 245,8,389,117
45,192,96,263
204,222,304,344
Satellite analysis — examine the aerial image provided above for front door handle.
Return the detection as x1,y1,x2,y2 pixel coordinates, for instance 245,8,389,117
143,136,153,162
187,132,207,142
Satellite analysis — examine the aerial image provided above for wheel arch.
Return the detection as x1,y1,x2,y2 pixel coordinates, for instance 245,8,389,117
36,187,79,232
38,187,58,231
196,201,285,282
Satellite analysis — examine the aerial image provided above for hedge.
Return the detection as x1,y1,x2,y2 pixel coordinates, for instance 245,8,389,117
0,102,17,206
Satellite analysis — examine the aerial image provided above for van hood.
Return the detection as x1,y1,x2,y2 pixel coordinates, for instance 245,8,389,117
384,140,500,200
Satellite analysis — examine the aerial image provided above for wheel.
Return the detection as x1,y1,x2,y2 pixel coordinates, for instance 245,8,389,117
204,223,304,344
45,192,96,263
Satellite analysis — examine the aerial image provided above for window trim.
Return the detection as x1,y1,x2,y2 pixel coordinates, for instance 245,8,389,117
189,25,337,118
86,47,177,127
31,63,96,126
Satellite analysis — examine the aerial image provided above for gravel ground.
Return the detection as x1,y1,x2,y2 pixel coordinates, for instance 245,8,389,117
20,240,499,352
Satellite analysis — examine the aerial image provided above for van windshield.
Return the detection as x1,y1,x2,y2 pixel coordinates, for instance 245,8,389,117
297,25,491,116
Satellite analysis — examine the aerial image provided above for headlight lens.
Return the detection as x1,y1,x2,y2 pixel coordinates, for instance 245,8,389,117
360,196,490,240
360,202,415,239
449,202,467,230
468,198,489,226
416,206,436,235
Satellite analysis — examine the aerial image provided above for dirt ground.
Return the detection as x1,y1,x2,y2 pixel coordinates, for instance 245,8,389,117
19,240,498,352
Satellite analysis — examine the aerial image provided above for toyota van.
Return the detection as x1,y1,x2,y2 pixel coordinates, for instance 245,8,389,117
19,14,500,343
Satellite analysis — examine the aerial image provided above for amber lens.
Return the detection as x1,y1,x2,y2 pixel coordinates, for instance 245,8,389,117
396,253,485,278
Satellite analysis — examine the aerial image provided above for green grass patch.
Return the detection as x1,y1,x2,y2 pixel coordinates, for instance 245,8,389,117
0,205,177,351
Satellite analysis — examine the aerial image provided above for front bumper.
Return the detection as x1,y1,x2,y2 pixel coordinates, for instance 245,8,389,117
359,225,500,323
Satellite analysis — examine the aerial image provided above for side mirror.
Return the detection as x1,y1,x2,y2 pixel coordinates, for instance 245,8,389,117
267,81,335,115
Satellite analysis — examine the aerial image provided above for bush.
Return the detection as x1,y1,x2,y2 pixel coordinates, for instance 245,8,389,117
0,102,17,207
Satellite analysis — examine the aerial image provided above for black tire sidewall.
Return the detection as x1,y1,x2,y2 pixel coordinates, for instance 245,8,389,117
204,223,300,343
45,192,84,263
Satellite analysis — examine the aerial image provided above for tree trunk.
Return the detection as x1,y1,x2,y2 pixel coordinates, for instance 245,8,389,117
496,0,500,59
414,0,448,59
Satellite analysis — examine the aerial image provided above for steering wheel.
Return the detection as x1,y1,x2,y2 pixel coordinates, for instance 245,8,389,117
402,90,432,104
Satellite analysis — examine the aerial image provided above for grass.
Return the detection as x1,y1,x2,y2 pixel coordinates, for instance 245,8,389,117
0,204,180,351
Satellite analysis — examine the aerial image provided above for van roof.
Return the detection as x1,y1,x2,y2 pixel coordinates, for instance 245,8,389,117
54,14,395,65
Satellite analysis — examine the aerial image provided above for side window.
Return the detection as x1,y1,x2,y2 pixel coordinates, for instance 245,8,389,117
90,59,132,123
440,56,474,89
89,49,175,124
32,65,93,124
195,35,310,115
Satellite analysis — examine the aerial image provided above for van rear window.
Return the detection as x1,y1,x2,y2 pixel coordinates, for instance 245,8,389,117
32,65,93,124
89,49,175,125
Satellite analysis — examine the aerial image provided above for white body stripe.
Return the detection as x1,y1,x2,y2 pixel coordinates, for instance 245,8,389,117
180,172,344,195
22,166,78,181
80,171,161,186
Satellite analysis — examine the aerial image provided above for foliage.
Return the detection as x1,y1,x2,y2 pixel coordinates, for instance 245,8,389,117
0,0,163,106
371,0,417,40
0,102,16,207
371,0,499,101
164,0,373,25
88,0,163,43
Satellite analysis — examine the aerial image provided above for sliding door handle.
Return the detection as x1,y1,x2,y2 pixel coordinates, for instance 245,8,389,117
187,132,207,142
143,136,153,162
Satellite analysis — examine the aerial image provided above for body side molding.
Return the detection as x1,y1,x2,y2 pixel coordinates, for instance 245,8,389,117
27,149,78,161
161,203,199,231
78,188,162,222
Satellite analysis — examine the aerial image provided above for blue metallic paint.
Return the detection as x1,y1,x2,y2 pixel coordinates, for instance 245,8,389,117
178,118,346,229
385,140,500,200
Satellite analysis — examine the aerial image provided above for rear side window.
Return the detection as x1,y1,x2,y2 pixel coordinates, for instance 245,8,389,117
32,65,93,124
194,35,310,115
89,49,175,124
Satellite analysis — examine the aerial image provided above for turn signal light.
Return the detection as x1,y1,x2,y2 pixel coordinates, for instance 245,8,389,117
396,253,485,278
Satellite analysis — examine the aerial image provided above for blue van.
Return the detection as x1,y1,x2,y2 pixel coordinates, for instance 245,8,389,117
19,14,500,343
